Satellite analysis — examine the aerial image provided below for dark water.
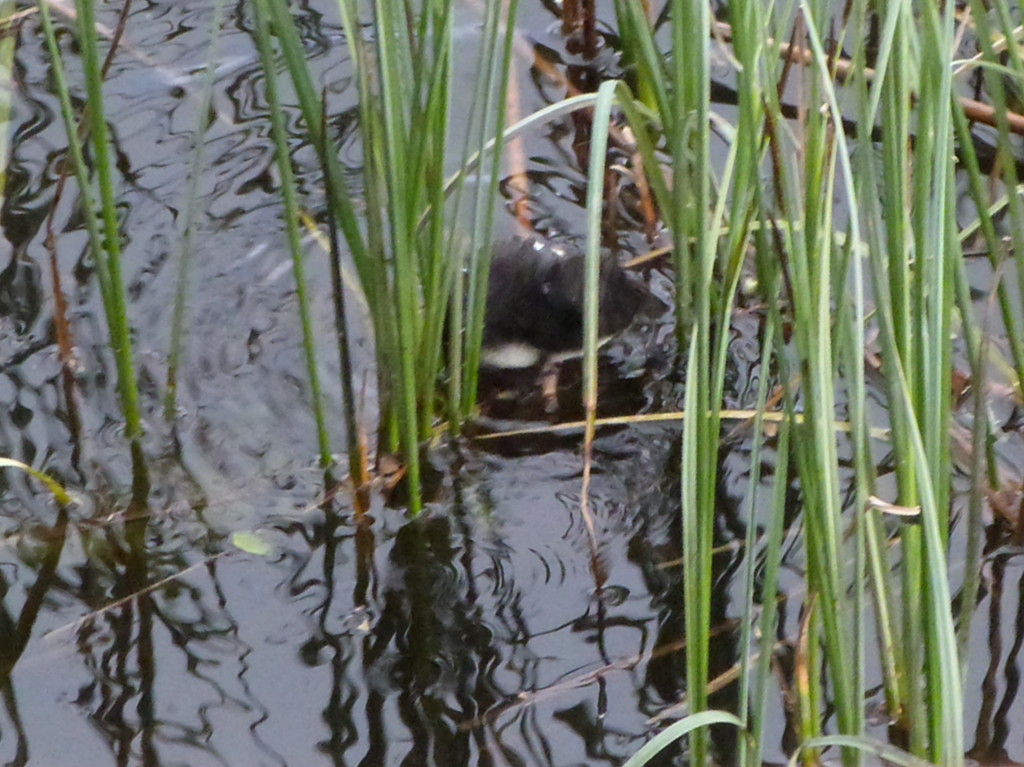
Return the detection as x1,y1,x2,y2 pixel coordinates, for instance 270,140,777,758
2,2,1024,766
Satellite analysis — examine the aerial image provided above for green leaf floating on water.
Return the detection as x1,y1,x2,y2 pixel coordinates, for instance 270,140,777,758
231,531,273,557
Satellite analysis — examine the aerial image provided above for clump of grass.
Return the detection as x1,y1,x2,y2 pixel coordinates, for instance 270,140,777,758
255,0,521,512
602,0,1019,763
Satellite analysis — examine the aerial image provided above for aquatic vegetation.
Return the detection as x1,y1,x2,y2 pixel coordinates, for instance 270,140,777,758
9,0,1024,764
250,0,523,512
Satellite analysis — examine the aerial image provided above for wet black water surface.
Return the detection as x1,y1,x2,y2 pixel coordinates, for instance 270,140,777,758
4,2,1024,766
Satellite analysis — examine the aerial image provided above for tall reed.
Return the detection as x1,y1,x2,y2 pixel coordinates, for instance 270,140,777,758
251,0,332,466
37,0,143,443
0,1,14,211
258,0,518,512
610,0,995,762
453,0,520,420
165,0,226,420
608,1,743,762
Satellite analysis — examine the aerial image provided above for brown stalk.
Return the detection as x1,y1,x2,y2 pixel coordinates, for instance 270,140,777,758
713,19,1024,136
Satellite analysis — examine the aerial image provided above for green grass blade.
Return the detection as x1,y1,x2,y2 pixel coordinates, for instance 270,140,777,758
38,0,143,443
459,0,520,417
0,0,14,212
622,711,745,767
0,456,75,507
73,0,142,440
165,0,226,419
251,0,331,466
582,80,620,438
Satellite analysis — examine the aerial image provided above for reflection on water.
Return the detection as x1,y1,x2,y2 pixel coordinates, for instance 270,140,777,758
3,1,1024,766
